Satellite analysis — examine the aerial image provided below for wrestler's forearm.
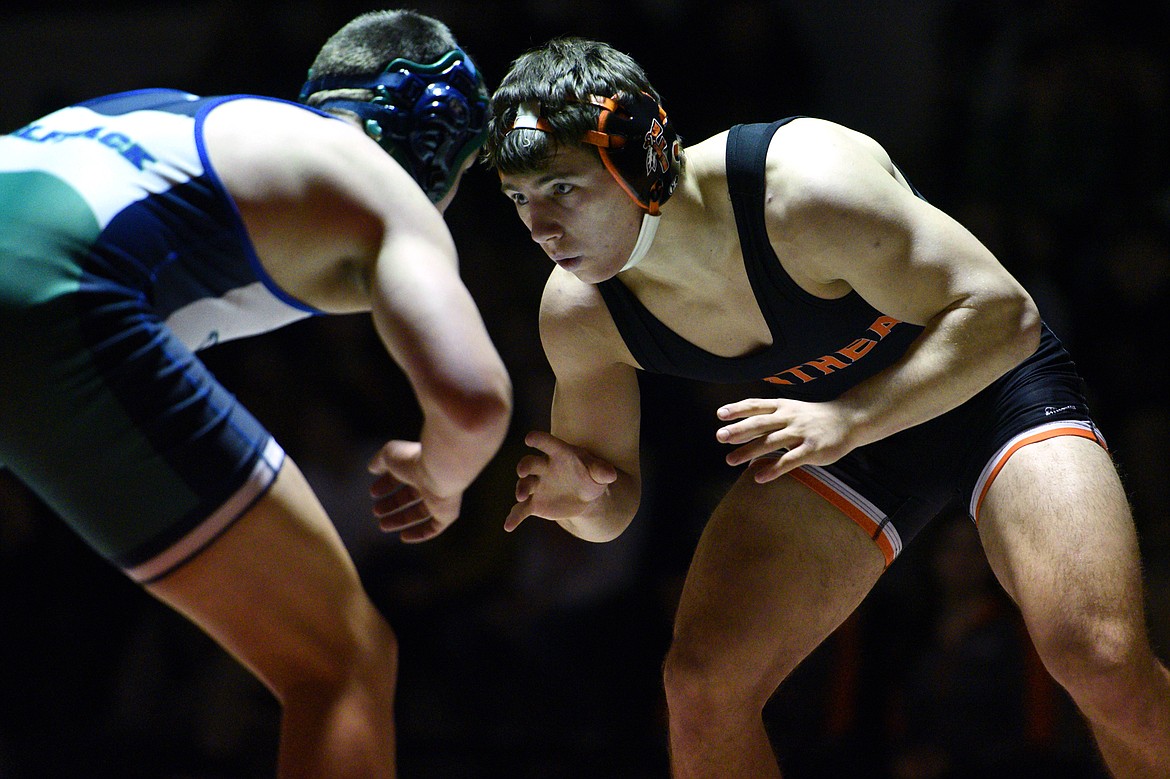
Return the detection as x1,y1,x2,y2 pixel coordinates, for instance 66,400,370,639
835,293,1041,448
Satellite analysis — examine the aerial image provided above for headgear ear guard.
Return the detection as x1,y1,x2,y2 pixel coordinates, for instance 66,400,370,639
581,92,682,216
299,48,489,203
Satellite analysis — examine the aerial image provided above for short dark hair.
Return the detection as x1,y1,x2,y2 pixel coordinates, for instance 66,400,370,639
303,10,459,105
483,38,662,174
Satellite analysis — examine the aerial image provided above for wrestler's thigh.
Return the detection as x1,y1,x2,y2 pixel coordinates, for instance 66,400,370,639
147,457,383,695
977,436,1146,637
672,469,885,689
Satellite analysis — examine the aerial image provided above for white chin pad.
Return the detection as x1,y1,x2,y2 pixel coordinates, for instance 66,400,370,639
621,213,660,272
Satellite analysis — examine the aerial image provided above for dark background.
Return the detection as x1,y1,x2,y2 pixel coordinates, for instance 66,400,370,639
2,1,1168,776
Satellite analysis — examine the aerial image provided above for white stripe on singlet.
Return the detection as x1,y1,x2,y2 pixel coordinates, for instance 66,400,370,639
968,419,1105,523
126,437,284,583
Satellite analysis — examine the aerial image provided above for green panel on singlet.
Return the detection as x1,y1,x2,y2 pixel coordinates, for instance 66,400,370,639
0,171,95,302
0,170,203,562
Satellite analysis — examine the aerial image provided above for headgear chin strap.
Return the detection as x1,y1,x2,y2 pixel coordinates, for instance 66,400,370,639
621,212,660,272
582,92,682,216
299,48,488,203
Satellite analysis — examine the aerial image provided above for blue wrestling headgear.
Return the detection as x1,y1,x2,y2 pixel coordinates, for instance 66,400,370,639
582,92,682,216
299,48,489,203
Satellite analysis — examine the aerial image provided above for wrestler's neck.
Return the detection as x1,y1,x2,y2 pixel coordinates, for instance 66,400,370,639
619,147,734,282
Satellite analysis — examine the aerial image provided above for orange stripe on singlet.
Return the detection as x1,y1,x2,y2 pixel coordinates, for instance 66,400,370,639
971,424,1104,524
790,468,898,567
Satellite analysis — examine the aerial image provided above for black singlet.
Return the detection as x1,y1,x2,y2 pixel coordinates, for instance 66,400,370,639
596,119,924,402
594,119,1100,561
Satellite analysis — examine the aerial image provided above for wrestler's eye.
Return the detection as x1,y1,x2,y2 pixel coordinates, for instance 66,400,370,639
552,182,574,196
507,192,527,205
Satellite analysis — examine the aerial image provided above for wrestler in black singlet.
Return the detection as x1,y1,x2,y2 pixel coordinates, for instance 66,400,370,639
596,120,1102,564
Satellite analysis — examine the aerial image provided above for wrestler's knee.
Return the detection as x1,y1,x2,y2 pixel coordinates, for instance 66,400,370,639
662,637,766,731
273,605,399,706
1028,611,1152,715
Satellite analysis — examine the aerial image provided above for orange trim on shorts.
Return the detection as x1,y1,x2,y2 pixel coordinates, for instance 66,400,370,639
971,424,1104,524
790,468,897,567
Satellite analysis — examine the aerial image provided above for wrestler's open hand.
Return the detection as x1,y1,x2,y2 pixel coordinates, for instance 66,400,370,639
504,430,617,532
368,440,462,543
715,398,856,482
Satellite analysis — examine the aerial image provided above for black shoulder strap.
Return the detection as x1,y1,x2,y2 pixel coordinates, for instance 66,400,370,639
595,275,677,374
726,121,788,199
726,119,801,338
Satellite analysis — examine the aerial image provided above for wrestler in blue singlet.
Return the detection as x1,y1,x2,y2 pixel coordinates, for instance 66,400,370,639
0,89,325,582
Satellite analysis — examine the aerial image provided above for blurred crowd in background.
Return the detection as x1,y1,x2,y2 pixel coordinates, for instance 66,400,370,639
1,0,1168,776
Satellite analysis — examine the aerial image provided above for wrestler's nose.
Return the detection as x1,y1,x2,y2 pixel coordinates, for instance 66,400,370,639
527,203,563,244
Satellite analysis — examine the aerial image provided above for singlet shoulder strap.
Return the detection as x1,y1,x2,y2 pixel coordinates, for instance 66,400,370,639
595,270,679,374
725,118,811,339
726,120,792,198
